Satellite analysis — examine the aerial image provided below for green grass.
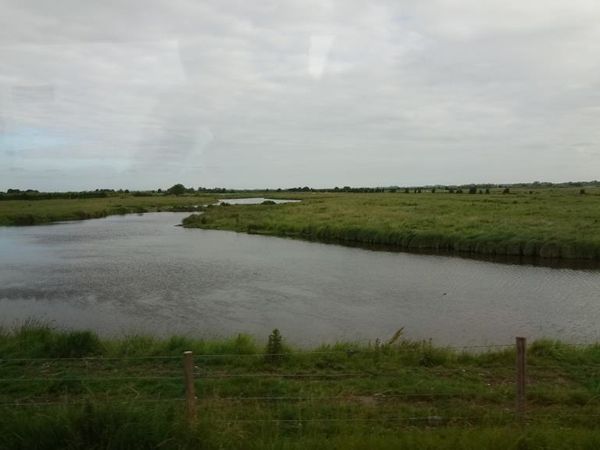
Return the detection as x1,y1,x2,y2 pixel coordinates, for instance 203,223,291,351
0,194,216,226
2,324,600,449
183,188,600,260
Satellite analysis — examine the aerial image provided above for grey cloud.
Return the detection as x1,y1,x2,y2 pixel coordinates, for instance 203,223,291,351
1,0,599,190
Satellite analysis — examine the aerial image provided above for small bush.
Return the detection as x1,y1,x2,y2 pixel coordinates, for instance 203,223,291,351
265,329,284,364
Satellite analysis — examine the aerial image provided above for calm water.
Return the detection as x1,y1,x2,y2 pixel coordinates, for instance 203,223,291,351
218,198,300,205
1,212,599,346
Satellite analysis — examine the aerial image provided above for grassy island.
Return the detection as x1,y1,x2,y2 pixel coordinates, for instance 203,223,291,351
183,188,600,261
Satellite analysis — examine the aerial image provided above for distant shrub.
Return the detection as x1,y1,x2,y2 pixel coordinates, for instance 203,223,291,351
485,188,490,194
503,188,510,194
468,186,477,194
166,184,186,196
580,189,586,195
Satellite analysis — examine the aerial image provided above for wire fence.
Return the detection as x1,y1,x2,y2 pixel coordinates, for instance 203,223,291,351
2,338,600,427
0,343,516,363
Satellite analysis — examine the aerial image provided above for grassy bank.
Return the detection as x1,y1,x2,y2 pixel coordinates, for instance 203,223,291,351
2,324,600,449
183,188,600,260
0,194,216,226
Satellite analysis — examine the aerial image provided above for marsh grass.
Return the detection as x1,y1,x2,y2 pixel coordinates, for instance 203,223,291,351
2,324,600,448
183,188,600,260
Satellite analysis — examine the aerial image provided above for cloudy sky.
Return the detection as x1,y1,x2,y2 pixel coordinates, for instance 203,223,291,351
1,0,600,191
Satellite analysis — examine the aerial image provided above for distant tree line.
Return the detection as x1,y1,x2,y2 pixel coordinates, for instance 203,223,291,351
0,189,112,201
3,180,599,199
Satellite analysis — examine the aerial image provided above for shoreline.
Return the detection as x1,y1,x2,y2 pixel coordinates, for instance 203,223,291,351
184,223,600,270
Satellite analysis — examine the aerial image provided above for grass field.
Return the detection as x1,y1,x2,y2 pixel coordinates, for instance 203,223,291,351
183,188,600,261
2,324,600,449
0,194,216,226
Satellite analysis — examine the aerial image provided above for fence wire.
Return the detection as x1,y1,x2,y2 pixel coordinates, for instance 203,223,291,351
0,343,516,363
2,339,600,428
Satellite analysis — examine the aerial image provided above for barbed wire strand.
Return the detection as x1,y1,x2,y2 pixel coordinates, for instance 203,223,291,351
0,344,517,363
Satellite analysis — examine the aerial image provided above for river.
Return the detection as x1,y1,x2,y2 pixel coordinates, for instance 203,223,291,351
1,210,599,346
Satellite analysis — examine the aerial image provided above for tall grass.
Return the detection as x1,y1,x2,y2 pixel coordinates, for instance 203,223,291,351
4,410,600,450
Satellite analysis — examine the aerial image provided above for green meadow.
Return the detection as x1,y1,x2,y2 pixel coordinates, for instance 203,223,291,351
183,187,600,260
0,194,215,226
1,324,600,449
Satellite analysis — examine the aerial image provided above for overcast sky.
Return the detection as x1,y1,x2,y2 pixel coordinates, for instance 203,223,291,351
1,0,600,191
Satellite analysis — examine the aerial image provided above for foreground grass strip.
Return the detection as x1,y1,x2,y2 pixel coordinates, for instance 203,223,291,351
1,325,600,448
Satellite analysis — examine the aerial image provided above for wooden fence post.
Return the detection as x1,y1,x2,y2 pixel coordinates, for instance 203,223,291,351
183,351,197,423
515,337,526,422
